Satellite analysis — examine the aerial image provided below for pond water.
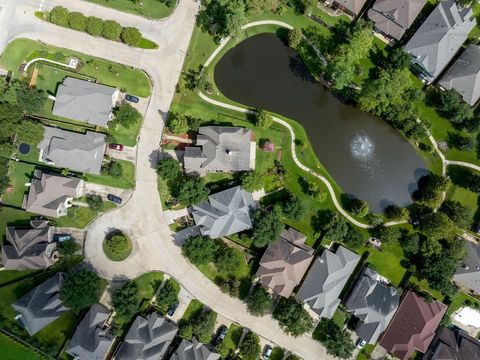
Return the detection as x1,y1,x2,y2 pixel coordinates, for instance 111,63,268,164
214,33,428,212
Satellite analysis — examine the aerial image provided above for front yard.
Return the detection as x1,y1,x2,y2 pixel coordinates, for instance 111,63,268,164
53,200,116,229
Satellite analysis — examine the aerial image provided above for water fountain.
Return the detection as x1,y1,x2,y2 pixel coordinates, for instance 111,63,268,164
351,134,375,161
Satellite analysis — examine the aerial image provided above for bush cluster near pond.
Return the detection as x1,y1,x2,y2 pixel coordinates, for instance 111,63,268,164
40,6,158,49
103,230,132,261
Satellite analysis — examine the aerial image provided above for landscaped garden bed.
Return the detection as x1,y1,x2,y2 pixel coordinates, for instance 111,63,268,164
103,230,133,261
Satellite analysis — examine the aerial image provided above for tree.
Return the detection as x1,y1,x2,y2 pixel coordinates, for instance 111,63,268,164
172,175,209,206
215,246,243,274
167,113,189,134
112,282,138,319
121,27,142,46
371,225,401,243
101,160,123,178
246,284,273,316
287,28,303,48
60,269,104,312
239,332,261,360
86,16,104,36
348,198,369,217
400,231,420,259
192,309,217,343
12,81,46,114
414,174,450,208
182,235,219,265
344,224,364,249
113,102,142,128
49,6,70,27
157,157,181,180
309,181,327,202
273,297,314,336
323,212,348,242
318,319,355,359
15,120,44,144
156,279,178,313
256,109,273,128
244,0,278,14
184,66,211,93
386,48,410,70
418,212,457,240
56,240,80,258
252,207,283,248
439,200,472,229
437,89,474,124
68,12,87,31
86,193,103,211
187,115,202,132
197,0,246,40
102,20,122,41
283,193,306,221
241,171,264,192
384,204,409,221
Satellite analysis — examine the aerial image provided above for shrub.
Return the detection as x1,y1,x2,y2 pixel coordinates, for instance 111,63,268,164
49,6,69,27
121,27,142,46
101,159,123,178
86,16,104,36
86,193,103,212
102,20,122,40
68,12,87,31
287,28,303,48
103,232,132,261
256,109,273,128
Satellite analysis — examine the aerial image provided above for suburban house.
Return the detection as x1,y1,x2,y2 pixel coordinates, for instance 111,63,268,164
327,0,368,16
423,327,480,359
12,273,68,335
191,186,255,239
171,338,220,360
344,268,400,344
66,304,114,360
453,240,480,295
404,0,476,84
379,291,447,360
256,228,314,298
439,45,480,106
1,220,55,270
23,169,83,218
115,313,178,360
184,126,256,174
367,0,426,41
52,77,119,127
296,245,360,319
38,126,106,174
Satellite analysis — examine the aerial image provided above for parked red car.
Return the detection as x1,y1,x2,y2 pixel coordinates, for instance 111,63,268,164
108,143,124,151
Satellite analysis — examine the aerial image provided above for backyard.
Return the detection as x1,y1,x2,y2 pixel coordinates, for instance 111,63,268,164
0,332,49,360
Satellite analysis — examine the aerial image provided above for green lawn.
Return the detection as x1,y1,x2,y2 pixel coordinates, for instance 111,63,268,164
0,270,41,287
357,344,376,360
84,159,135,189
0,39,151,97
223,323,243,353
0,332,49,360
2,162,35,207
85,0,176,20
108,117,143,148
53,201,116,229
447,291,480,317
0,207,36,243
180,299,204,323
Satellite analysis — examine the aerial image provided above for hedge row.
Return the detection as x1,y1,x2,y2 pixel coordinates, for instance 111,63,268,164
48,6,143,46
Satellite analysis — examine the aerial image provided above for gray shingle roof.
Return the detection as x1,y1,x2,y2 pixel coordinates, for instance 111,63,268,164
184,127,255,173
66,304,114,360
345,268,400,344
405,0,476,83
296,246,360,318
1,220,53,270
453,240,480,294
368,0,426,40
424,327,480,360
171,338,220,360
23,169,83,218
52,77,117,127
115,313,178,360
333,0,368,15
191,186,255,239
38,126,106,174
256,228,314,298
439,45,480,106
12,273,68,335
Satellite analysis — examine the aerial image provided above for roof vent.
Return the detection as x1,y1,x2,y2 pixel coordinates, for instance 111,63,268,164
465,265,469,270
319,259,324,263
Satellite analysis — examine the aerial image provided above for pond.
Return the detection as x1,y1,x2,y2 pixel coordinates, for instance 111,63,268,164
214,33,428,213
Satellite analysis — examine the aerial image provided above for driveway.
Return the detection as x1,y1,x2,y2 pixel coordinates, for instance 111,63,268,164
106,146,137,163
2,1,336,358
83,182,133,202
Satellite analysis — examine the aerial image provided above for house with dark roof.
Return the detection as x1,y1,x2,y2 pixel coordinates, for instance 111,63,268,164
1,220,55,270
345,267,400,344
404,0,476,83
38,127,106,174
171,338,220,360
66,304,114,360
380,291,447,360
23,169,83,218
296,245,360,319
423,326,480,360
330,0,368,16
453,240,480,295
367,0,426,40
52,77,119,127
184,126,256,174
191,186,255,239
256,228,314,298
439,45,480,106
115,313,178,360
12,273,68,335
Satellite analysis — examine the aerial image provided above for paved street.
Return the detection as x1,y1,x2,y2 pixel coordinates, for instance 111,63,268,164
0,1,335,358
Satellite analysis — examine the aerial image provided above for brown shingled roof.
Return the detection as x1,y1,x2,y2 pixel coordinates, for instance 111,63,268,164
380,291,447,360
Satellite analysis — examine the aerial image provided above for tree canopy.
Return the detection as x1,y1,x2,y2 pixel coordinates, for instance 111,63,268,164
172,175,209,206
318,319,355,359
182,235,219,265
439,200,472,229
252,207,284,248
273,297,314,336
113,102,142,128
197,0,246,40
157,157,182,180
241,171,264,192
239,332,261,360
246,284,273,316
112,282,139,320
60,269,104,312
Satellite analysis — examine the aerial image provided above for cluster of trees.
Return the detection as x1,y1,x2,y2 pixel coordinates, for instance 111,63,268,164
347,198,369,217
314,209,364,249
413,173,450,208
430,88,476,129
316,319,355,359
49,6,144,46
179,308,217,343
166,113,202,134
240,171,264,192
325,20,374,91
273,297,314,336
384,204,409,221
448,165,480,193
111,102,142,129
59,269,104,312
0,79,46,195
